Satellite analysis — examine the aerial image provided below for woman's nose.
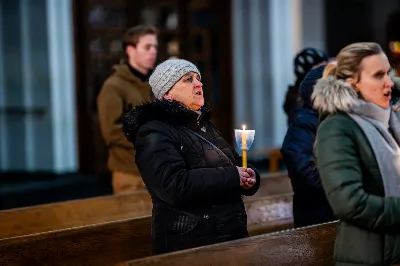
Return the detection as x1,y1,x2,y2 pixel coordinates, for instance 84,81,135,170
386,76,394,87
194,79,203,87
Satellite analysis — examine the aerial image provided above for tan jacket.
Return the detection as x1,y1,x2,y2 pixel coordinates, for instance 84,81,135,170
97,64,151,174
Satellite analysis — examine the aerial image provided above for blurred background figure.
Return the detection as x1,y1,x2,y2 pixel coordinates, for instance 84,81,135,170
283,48,329,126
281,64,335,228
97,25,158,194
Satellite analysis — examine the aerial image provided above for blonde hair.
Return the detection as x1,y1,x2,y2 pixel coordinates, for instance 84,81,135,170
325,42,383,81
322,61,337,79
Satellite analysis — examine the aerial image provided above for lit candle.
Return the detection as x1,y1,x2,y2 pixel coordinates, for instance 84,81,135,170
234,125,255,169
242,125,247,168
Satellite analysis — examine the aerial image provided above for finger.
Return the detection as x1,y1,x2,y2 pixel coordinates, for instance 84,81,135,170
241,172,251,179
246,168,255,175
244,183,253,189
247,178,256,184
239,177,244,186
248,171,256,179
237,167,246,172
244,182,254,189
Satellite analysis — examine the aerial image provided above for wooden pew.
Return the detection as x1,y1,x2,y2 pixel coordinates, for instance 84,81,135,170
245,193,293,236
0,191,152,239
250,171,291,199
125,221,338,266
0,194,294,266
0,171,291,239
0,217,151,266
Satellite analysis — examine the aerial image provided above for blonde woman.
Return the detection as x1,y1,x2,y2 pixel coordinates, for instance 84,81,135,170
313,42,400,265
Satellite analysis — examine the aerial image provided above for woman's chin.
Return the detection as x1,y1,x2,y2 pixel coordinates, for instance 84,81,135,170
188,100,204,111
193,97,204,106
377,99,391,109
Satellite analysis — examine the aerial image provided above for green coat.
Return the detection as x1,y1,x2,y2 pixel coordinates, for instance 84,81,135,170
313,76,400,265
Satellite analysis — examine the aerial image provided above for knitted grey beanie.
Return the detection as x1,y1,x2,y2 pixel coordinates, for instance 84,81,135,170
149,59,201,99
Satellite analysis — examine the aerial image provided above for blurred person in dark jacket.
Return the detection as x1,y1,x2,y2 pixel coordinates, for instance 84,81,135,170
281,64,336,227
122,59,261,255
283,48,329,125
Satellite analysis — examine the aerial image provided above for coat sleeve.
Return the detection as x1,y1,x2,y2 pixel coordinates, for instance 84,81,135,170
315,115,400,233
97,84,134,149
281,116,322,192
134,121,243,207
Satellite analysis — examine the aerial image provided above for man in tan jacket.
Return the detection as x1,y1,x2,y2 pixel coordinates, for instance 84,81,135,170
97,25,158,194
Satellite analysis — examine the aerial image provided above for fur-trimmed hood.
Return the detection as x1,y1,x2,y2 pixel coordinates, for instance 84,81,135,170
312,76,400,114
122,100,210,144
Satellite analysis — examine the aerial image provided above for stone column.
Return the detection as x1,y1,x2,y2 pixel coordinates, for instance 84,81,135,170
46,0,78,173
0,0,78,173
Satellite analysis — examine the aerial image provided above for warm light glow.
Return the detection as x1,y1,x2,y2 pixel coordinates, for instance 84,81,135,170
242,125,246,130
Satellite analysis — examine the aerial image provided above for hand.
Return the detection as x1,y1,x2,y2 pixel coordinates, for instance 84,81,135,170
237,167,254,189
243,168,256,189
246,168,256,179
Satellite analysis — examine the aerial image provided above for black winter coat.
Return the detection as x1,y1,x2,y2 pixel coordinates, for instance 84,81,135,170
281,107,335,227
123,100,260,254
283,84,302,126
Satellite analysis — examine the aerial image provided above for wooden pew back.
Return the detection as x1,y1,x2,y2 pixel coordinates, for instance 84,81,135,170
0,217,152,266
0,194,294,265
126,222,338,266
249,171,291,199
0,172,291,239
0,191,152,239
245,193,293,235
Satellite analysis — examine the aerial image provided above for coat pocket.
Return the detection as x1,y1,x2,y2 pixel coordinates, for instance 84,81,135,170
167,208,200,235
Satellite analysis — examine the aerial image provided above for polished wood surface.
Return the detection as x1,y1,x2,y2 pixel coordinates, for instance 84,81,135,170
0,193,293,265
0,191,152,239
126,222,338,266
0,217,152,266
0,172,291,239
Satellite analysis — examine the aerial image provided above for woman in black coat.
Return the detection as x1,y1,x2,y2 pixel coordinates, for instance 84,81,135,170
281,64,336,227
123,59,260,255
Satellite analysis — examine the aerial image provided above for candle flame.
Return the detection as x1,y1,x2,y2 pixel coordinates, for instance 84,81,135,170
242,125,246,130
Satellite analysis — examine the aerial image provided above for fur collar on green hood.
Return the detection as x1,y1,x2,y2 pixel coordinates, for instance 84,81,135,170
311,75,400,114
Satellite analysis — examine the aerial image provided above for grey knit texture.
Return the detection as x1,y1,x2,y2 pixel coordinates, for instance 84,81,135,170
149,59,201,99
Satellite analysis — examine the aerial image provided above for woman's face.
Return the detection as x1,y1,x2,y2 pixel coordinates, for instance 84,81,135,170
164,71,204,111
352,53,394,109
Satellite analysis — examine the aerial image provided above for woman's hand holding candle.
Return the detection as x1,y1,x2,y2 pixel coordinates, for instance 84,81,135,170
243,168,256,188
236,167,256,189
